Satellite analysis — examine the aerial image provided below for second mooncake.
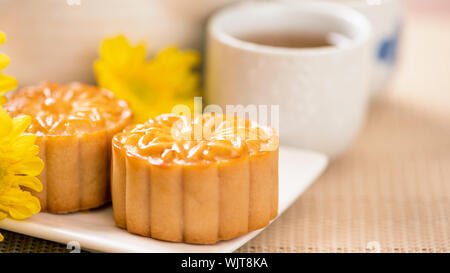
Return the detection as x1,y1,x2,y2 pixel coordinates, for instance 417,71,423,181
4,82,133,213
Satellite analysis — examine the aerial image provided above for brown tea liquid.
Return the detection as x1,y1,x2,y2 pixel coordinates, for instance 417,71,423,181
238,31,349,48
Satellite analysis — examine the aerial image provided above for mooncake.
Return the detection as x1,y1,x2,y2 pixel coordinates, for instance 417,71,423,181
111,113,278,244
4,82,133,213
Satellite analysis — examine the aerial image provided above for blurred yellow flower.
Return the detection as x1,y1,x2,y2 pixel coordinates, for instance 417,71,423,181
94,35,201,123
0,31,18,104
0,103,44,242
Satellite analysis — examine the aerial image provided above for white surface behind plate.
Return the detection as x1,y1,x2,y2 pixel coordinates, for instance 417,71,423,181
0,146,328,253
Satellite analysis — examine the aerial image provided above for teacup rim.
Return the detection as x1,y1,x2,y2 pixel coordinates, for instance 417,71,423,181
208,0,373,55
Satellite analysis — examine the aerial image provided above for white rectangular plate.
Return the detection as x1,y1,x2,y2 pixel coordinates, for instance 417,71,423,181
0,146,328,253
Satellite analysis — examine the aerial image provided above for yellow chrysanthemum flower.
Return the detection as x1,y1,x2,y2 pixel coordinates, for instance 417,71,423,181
0,31,40,241
0,103,44,242
0,31,42,241
0,31,18,104
94,35,200,123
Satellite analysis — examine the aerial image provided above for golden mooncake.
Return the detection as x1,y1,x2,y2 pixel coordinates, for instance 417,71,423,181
111,113,278,244
4,82,133,213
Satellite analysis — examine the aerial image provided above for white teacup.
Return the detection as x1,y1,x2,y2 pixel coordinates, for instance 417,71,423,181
206,1,372,157
284,0,404,95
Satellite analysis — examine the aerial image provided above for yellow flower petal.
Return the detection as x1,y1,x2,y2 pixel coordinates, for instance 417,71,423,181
0,32,6,44
0,188,41,220
11,115,31,139
99,35,146,72
94,35,200,123
0,107,13,138
0,53,10,70
0,73,18,93
9,156,44,177
10,134,36,152
8,203,36,220
10,175,43,193
3,145,40,166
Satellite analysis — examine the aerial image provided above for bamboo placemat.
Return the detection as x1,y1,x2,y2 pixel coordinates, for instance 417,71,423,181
1,12,449,253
